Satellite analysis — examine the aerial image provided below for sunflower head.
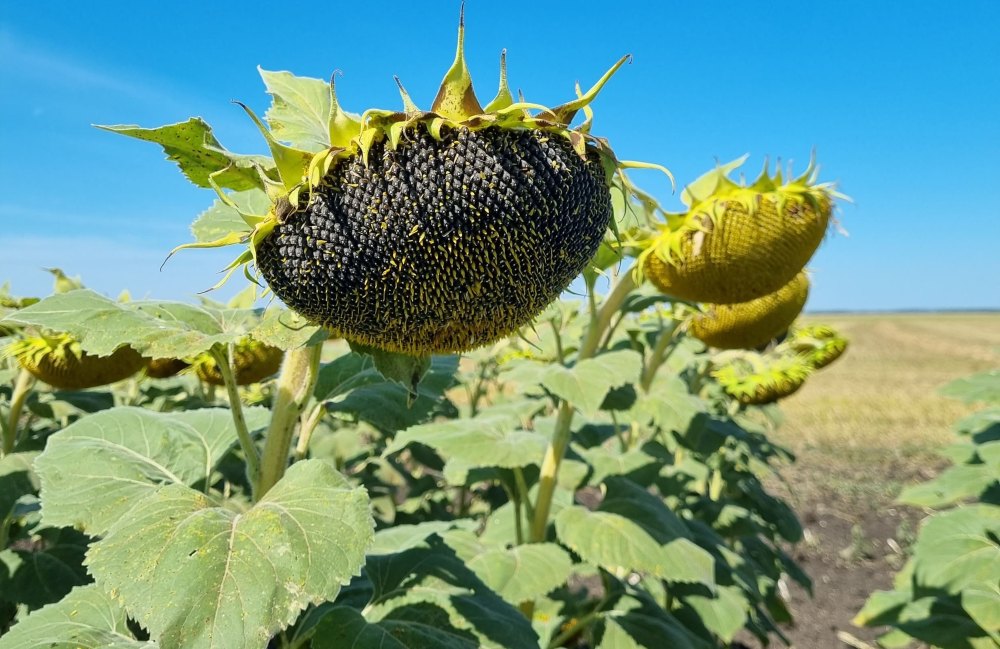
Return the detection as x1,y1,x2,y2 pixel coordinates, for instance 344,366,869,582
5,333,144,390
145,357,191,379
638,156,841,304
189,338,284,386
116,11,670,357
712,351,813,405
690,272,810,350
787,323,849,369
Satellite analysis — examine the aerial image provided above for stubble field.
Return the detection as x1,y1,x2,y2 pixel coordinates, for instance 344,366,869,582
745,312,1000,648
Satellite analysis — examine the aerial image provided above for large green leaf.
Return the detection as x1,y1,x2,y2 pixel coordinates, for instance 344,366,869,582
467,543,573,604
1,527,90,609
312,605,479,649
899,463,999,507
343,539,539,649
386,402,546,470
963,583,1000,632
0,584,153,649
86,460,373,649
190,188,271,243
599,596,714,649
97,119,271,190
555,505,713,585
320,353,459,432
912,504,1000,592
535,350,642,416
678,585,748,643
940,370,1000,405
629,375,705,434
260,68,332,152
35,407,269,533
250,308,326,351
0,290,255,358
0,452,37,520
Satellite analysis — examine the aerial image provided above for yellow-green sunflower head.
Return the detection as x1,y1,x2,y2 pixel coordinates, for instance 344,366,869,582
638,156,843,305
5,332,144,390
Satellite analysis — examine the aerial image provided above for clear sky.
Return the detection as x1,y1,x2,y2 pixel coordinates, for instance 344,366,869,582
1,1,998,311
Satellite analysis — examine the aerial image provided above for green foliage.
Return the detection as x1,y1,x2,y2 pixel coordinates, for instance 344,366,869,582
856,372,1000,648
0,65,829,649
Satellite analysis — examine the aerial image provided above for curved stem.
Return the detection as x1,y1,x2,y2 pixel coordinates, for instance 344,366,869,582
530,269,638,543
3,369,34,456
211,345,261,496
257,343,323,498
578,272,636,360
640,320,680,392
294,402,326,462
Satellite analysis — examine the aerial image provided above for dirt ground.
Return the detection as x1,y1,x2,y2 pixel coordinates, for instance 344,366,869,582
737,312,1000,648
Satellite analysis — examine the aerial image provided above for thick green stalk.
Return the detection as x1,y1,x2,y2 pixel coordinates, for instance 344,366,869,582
530,269,638,543
211,345,261,495
257,343,323,498
3,369,34,457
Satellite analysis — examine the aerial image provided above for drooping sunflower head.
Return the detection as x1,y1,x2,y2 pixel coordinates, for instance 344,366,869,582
188,338,284,386
122,11,669,357
690,272,810,350
638,156,842,305
5,332,145,390
787,323,849,369
145,357,190,379
712,351,813,406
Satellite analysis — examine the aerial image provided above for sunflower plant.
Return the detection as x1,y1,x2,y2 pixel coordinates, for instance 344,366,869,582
0,12,851,649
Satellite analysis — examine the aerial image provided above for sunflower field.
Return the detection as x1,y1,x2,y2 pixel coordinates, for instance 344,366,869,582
7,10,972,649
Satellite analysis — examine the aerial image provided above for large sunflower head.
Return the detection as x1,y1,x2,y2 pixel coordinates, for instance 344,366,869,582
110,11,669,356
637,156,842,305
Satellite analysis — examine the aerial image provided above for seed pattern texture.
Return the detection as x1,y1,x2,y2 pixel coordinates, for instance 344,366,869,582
690,272,810,350
15,340,144,390
255,125,611,354
645,194,830,304
145,358,190,379
194,340,284,386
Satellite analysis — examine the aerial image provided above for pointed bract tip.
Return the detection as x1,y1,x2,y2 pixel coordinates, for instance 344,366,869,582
431,4,484,120
484,49,514,112
394,76,420,113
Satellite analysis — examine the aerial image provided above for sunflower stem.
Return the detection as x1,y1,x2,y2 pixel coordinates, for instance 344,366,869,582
530,269,638,544
294,402,326,462
257,343,323,498
2,369,34,457
640,320,680,392
211,344,261,496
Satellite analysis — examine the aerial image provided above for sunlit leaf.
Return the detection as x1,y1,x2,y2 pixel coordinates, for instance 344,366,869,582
467,543,573,604
386,402,546,470
0,290,257,359
35,407,269,533
912,504,1000,592
555,505,713,585
333,538,538,649
260,68,332,152
0,584,154,649
191,188,271,243
86,460,373,649
940,371,1000,405
535,350,642,416
97,119,271,191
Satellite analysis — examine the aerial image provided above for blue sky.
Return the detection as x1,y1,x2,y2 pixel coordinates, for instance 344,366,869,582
1,1,997,311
